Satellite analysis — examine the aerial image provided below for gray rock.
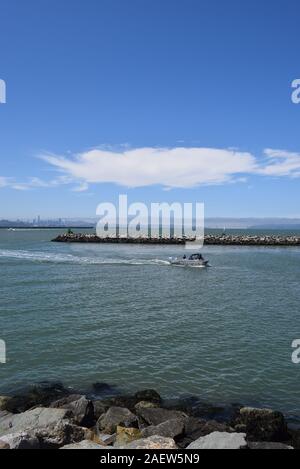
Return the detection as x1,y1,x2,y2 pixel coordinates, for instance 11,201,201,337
97,432,116,446
248,442,294,450
61,440,112,450
136,407,187,427
233,407,288,442
96,396,138,413
0,432,40,449
187,432,247,450
35,421,88,448
177,418,232,448
0,397,12,412
97,407,138,434
134,390,162,404
50,395,94,427
141,418,185,439
135,401,159,412
3,382,70,413
0,407,70,438
120,435,177,449
0,440,10,449
93,400,111,421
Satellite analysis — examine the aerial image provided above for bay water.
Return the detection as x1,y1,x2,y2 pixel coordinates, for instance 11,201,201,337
1,229,300,421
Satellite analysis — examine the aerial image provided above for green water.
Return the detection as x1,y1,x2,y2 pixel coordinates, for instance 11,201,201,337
0,229,300,420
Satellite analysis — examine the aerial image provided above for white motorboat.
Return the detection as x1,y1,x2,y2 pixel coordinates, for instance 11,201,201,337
169,253,210,267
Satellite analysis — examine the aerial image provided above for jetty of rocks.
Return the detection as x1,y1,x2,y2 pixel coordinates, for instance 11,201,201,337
0,383,298,450
52,232,300,246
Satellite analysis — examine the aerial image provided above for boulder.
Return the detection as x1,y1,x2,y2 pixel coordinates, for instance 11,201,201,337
0,440,10,449
115,426,142,446
0,409,88,449
97,407,138,434
177,418,232,448
0,397,12,412
97,396,138,413
187,432,247,450
233,407,288,442
0,432,40,449
50,395,95,427
136,407,187,427
93,400,111,421
289,429,300,449
4,382,70,414
35,421,88,448
95,432,116,446
61,440,111,450
0,407,71,438
141,418,185,439
248,442,293,450
135,401,159,412
134,390,162,405
120,435,177,449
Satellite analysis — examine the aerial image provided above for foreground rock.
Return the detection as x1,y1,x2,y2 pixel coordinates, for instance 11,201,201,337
141,418,185,440
187,432,247,450
0,407,89,448
178,418,232,448
136,407,187,427
0,407,70,437
115,426,142,446
61,440,110,450
0,397,12,412
0,432,40,449
233,407,288,442
248,442,293,450
134,390,162,405
98,407,138,434
0,440,10,449
120,435,177,449
50,395,94,427
2,383,70,414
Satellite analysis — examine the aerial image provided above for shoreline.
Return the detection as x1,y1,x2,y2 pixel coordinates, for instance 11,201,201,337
0,382,299,449
52,232,300,246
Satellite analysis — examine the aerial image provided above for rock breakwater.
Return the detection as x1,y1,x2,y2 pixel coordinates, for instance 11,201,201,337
52,232,300,246
0,382,298,450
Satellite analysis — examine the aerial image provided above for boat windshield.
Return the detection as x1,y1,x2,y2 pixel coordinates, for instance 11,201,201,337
188,254,203,261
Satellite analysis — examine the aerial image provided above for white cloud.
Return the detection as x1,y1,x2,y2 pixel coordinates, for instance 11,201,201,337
40,147,258,189
0,177,11,188
2,147,300,192
0,175,75,191
259,149,300,178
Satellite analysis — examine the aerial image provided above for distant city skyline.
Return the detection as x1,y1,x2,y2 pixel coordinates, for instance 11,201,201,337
2,216,300,230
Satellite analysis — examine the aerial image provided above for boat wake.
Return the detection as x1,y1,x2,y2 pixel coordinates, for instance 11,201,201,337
0,249,171,266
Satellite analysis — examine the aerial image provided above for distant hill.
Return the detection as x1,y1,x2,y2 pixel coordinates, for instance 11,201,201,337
249,224,300,230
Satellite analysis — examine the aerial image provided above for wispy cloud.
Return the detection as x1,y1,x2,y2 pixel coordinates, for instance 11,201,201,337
0,175,75,191
259,149,300,178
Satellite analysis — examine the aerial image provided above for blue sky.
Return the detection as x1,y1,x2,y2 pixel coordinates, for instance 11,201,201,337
0,0,300,219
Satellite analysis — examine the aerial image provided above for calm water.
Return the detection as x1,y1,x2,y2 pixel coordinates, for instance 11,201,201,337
1,229,300,420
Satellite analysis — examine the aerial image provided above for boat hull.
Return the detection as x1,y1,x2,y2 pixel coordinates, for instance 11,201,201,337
170,259,209,268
